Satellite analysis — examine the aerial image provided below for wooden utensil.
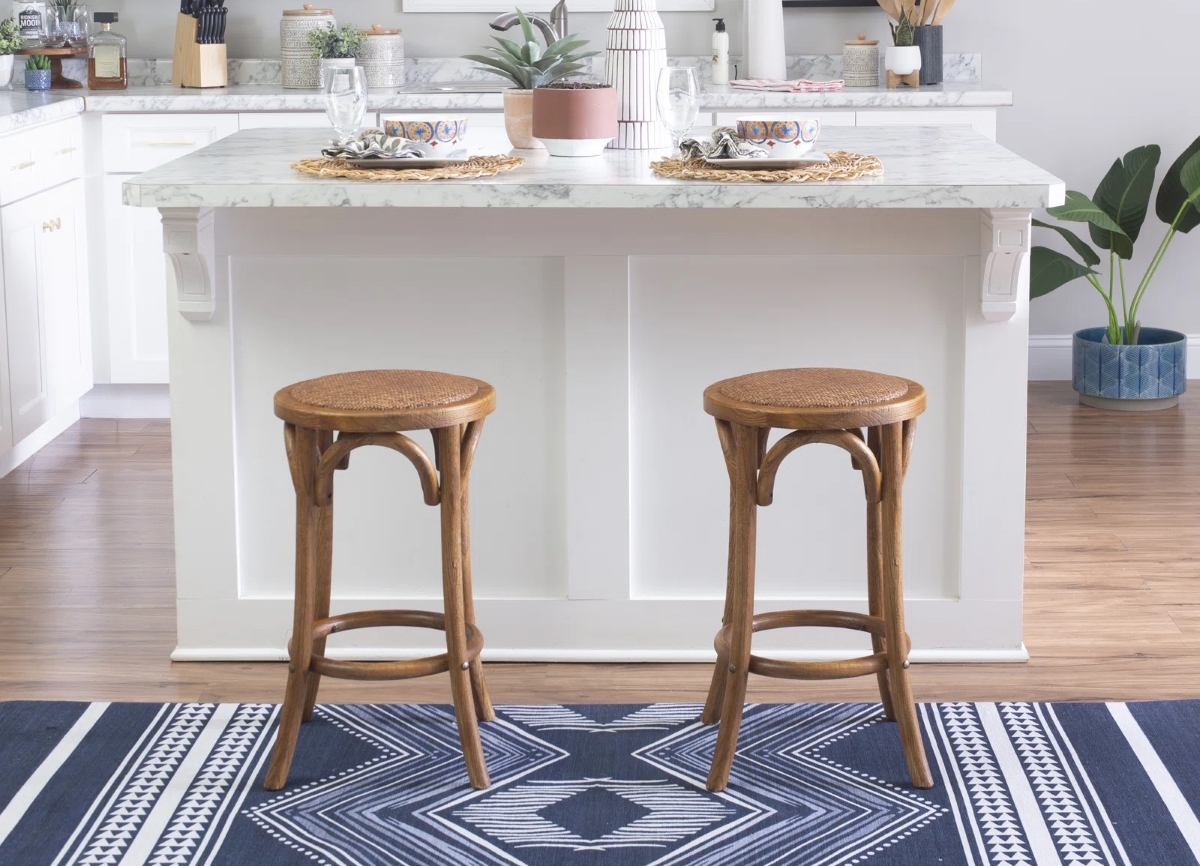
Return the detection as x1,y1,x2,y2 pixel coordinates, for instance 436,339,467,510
876,0,903,21
932,0,956,25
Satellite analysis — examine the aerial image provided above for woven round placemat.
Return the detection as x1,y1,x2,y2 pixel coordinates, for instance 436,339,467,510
651,151,883,184
291,155,524,181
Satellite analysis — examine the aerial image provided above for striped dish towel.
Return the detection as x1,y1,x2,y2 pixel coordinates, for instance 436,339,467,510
729,78,845,93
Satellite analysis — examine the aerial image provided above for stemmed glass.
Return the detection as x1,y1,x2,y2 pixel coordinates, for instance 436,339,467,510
323,65,367,142
656,66,700,155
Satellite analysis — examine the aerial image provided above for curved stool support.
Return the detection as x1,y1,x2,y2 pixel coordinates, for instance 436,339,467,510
315,432,440,505
757,429,882,506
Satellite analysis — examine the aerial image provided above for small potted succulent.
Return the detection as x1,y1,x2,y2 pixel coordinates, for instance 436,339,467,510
884,8,921,82
0,17,21,89
532,81,616,157
1032,137,1200,410
25,54,51,91
307,21,364,88
464,9,599,150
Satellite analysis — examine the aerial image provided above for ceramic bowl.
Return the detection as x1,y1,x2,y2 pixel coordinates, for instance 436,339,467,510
380,117,469,156
735,118,821,155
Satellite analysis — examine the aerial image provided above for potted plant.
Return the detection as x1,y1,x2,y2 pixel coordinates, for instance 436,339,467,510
464,9,599,150
883,7,921,83
532,81,616,157
307,22,364,88
0,17,21,89
25,54,51,91
1032,138,1200,410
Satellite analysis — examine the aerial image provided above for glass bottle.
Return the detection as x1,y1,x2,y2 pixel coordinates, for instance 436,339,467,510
87,11,126,89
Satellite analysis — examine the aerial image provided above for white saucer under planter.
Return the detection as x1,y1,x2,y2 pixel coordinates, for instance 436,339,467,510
535,137,613,157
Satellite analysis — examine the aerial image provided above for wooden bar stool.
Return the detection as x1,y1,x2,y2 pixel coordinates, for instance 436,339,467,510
700,367,934,793
264,369,496,792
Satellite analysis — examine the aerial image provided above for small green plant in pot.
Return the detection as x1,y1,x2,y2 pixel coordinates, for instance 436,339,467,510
25,53,52,91
308,22,364,88
463,9,599,150
0,17,22,89
1032,137,1200,410
884,8,921,81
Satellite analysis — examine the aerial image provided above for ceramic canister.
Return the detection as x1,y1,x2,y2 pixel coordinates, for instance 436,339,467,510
843,34,879,87
358,24,405,90
281,4,335,89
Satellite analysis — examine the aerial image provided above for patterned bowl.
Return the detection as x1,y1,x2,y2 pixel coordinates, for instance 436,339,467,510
380,117,469,156
735,118,822,155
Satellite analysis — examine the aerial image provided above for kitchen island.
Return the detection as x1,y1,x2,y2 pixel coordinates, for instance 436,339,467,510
124,126,1063,664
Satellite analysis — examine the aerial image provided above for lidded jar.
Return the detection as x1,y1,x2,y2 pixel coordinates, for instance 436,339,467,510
358,24,404,90
281,4,335,89
843,34,879,87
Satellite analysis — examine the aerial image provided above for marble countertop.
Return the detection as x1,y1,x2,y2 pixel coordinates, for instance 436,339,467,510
123,126,1064,211
0,90,86,135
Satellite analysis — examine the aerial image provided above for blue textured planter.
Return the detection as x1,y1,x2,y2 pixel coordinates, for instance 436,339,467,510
1073,327,1187,411
24,69,51,92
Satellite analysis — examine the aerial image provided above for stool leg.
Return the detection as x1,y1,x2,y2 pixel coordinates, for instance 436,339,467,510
302,431,336,722
706,423,760,793
880,422,934,789
266,425,320,791
701,484,737,725
866,427,897,722
437,425,491,790
460,422,495,723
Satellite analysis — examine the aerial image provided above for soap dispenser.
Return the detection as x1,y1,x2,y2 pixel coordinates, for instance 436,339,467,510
711,18,729,85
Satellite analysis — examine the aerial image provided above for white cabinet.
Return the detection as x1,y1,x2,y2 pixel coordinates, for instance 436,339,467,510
855,108,997,140
713,110,857,128
101,113,239,173
1,179,90,445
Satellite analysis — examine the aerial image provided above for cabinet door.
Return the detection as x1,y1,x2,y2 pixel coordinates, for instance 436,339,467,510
238,112,349,129
855,109,998,141
0,243,12,459
713,110,857,128
41,181,91,408
1,193,52,443
104,173,169,383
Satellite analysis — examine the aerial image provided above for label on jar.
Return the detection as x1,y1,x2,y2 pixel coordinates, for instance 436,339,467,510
15,2,46,38
94,44,121,78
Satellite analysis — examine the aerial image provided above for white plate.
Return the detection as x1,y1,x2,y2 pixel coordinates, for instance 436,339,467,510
345,156,471,169
702,151,831,170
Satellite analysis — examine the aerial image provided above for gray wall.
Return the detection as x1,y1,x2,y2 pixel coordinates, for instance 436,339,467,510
109,0,1200,338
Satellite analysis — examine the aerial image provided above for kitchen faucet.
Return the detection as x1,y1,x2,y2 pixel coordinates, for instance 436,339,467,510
489,0,568,44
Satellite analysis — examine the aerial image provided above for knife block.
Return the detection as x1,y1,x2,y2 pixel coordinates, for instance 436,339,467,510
172,13,227,88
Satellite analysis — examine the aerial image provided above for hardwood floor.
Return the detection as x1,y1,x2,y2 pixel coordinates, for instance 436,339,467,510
1,382,1198,705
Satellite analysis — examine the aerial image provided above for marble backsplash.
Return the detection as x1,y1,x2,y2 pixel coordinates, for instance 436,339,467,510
118,53,982,88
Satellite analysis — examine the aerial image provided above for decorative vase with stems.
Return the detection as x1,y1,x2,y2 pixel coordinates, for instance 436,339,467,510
464,8,599,150
1032,136,1200,409
605,0,669,150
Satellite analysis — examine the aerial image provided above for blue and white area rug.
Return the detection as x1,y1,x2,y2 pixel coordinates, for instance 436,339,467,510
2,701,1200,865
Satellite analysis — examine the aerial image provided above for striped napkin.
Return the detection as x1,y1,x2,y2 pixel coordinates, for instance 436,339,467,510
729,78,845,93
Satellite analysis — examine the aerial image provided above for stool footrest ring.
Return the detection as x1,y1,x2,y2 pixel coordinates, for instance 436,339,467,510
302,610,483,682
714,609,911,682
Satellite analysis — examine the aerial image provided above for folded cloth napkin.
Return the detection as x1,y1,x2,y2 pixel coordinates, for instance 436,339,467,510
679,127,769,160
729,78,845,93
322,130,426,160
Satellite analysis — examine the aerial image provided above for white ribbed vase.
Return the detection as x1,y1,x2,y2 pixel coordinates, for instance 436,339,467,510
604,0,669,150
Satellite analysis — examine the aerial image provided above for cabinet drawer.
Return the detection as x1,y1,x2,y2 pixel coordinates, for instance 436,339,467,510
239,112,353,129
102,113,239,173
855,109,997,141
0,117,83,207
713,111,857,128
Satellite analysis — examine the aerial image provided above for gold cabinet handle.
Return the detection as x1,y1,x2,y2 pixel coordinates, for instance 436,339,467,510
11,160,35,171
54,146,77,156
42,217,62,233
145,140,199,147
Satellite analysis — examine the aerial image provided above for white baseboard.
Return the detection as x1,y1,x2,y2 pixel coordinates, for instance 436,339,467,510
79,384,171,419
170,645,1031,665
0,403,81,480
1029,333,1200,381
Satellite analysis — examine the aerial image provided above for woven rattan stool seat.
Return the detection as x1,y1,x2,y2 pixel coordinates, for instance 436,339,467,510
275,369,495,432
705,367,925,431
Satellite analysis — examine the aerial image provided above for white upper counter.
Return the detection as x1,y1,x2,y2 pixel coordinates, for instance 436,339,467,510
123,126,1063,211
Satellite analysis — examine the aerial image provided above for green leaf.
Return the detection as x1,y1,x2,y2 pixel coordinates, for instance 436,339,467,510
1030,246,1095,299
1032,218,1101,267
523,40,542,63
1182,150,1200,197
1088,145,1160,259
543,37,588,58
462,54,528,89
490,35,526,61
1047,191,1127,236
516,8,537,46
1156,135,1200,234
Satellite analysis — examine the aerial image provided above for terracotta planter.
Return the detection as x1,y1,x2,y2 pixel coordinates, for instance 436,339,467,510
532,86,618,157
503,89,543,150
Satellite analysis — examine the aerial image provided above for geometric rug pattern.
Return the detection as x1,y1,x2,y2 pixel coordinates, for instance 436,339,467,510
2,700,1199,864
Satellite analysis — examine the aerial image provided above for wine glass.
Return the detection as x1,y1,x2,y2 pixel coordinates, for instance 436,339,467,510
323,66,367,142
656,66,700,154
